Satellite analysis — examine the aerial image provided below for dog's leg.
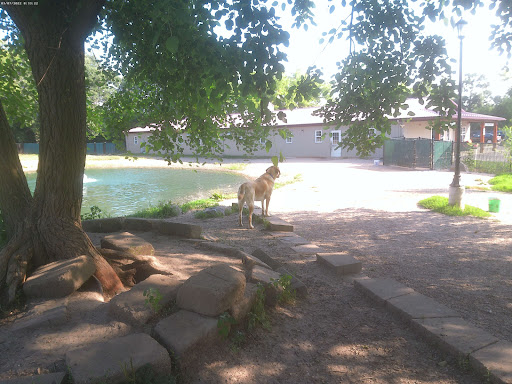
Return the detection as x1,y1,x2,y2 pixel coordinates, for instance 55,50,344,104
248,203,255,229
261,200,265,217
265,197,270,216
238,201,243,227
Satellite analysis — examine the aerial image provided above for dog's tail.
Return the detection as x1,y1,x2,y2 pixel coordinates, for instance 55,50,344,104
238,183,247,202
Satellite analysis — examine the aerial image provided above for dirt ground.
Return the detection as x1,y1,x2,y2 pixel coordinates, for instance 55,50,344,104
1,158,510,383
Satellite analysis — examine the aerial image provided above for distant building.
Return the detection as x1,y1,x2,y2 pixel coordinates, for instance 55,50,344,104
125,98,506,159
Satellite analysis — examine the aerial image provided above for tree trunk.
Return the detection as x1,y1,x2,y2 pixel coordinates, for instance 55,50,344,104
1,1,124,303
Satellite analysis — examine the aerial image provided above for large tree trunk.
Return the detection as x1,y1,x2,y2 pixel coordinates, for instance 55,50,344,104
1,1,124,303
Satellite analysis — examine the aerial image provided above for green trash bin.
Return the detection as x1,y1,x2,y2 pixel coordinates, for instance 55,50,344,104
489,198,501,213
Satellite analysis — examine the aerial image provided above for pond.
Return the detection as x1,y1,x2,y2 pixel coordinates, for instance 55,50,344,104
25,168,246,217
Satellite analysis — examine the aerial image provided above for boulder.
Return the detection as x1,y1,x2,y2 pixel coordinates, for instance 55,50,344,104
176,265,246,317
100,232,154,256
230,283,259,322
23,255,96,299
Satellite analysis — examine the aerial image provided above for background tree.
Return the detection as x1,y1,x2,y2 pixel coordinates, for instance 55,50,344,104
0,31,38,142
85,54,122,141
316,0,512,156
272,69,330,110
462,73,493,112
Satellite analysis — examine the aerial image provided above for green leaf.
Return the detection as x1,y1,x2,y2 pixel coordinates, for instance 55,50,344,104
271,156,278,167
165,36,179,53
265,140,272,153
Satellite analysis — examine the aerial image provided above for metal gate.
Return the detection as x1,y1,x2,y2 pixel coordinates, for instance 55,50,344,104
383,139,453,170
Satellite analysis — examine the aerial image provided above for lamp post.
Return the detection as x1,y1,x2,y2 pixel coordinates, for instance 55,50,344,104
449,19,467,209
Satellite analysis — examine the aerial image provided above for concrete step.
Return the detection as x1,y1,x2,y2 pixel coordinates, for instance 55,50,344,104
66,333,171,384
316,252,362,275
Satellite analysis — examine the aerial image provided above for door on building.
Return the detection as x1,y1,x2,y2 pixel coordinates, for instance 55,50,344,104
330,130,342,157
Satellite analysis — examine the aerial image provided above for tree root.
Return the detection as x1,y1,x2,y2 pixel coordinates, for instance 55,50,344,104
98,248,173,288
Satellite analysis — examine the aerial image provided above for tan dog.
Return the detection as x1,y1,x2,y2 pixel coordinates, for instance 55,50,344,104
238,165,280,229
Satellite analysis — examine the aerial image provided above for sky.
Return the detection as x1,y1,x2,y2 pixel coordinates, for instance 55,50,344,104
277,2,512,98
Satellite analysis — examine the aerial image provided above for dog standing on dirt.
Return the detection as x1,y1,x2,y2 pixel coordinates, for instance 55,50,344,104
238,165,280,229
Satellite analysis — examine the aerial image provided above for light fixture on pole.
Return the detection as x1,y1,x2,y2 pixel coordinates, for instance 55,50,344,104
449,18,467,209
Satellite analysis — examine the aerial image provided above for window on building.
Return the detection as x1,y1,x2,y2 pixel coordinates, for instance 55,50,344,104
315,130,323,143
285,136,293,144
134,136,139,145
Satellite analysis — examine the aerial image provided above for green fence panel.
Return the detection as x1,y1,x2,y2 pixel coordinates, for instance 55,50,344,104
414,139,432,168
433,141,453,170
384,139,452,170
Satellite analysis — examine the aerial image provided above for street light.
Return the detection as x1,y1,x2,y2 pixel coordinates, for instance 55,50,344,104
449,18,468,209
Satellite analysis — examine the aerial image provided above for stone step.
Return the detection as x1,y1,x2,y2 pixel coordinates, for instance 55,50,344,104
251,248,282,270
109,274,182,327
316,252,362,275
176,265,246,317
101,232,155,256
65,333,171,384
153,310,219,360
265,217,293,232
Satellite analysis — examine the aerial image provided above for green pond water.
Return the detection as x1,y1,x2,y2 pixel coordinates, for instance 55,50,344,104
25,168,246,217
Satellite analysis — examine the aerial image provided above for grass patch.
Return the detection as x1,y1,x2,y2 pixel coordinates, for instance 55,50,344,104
418,196,491,218
224,163,248,171
130,201,182,219
181,198,219,213
274,174,302,189
488,173,512,193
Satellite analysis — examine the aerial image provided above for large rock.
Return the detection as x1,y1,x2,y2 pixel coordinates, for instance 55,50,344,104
109,274,182,326
66,333,171,384
100,232,154,256
23,255,96,299
176,265,246,317
230,283,259,322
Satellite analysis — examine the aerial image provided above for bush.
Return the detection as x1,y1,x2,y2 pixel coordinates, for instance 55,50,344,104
463,159,512,175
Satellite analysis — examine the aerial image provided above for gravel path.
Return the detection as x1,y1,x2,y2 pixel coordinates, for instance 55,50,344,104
260,158,512,343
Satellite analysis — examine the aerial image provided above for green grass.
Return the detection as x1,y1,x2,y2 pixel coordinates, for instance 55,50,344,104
224,163,248,171
129,201,182,218
418,196,491,218
274,174,302,189
488,173,512,192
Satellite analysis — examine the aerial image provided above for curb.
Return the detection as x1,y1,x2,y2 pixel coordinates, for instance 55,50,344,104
354,277,512,384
